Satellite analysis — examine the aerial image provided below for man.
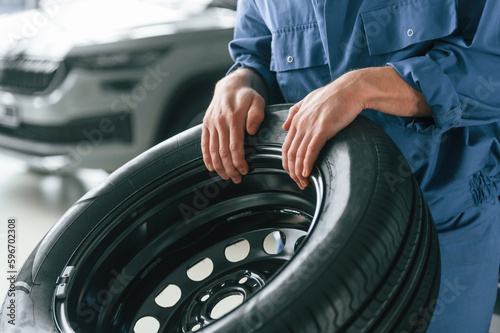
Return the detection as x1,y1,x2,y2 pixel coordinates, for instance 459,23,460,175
202,1,500,331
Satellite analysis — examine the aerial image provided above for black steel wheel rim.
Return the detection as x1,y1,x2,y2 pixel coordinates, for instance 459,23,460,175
53,145,324,333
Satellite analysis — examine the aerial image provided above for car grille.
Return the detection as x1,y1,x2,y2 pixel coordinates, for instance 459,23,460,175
0,113,132,144
0,57,64,94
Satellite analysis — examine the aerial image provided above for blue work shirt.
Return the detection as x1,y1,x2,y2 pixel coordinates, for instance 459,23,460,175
228,0,500,223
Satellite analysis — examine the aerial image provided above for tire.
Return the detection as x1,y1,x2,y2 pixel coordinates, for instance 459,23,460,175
1,104,440,333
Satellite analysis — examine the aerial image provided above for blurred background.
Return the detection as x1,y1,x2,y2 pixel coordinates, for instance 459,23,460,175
0,154,108,300
0,0,236,303
0,0,499,331
0,0,36,14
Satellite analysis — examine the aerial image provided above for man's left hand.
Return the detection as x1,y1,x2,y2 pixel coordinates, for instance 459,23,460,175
282,72,363,189
282,67,432,189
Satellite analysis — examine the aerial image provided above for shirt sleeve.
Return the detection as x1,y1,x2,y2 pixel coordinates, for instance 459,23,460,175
227,0,283,104
387,0,500,133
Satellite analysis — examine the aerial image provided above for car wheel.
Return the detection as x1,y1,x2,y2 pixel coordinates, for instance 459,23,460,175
1,104,440,333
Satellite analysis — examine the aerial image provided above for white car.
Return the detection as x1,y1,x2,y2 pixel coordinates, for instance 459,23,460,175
0,0,236,172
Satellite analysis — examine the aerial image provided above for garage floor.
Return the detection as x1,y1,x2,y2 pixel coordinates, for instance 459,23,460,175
0,154,499,332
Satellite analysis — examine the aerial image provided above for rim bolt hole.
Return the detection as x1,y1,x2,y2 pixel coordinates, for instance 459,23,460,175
134,316,160,333
225,238,251,263
200,294,210,302
155,284,182,308
238,276,248,284
263,231,286,255
187,257,214,282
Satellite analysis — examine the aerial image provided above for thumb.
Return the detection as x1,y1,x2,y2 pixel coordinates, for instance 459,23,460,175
283,101,302,131
246,97,266,135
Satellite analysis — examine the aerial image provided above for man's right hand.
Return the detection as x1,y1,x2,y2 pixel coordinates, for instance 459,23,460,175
202,68,268,184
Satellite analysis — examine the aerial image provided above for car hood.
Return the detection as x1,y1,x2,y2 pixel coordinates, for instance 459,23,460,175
0,0,235,59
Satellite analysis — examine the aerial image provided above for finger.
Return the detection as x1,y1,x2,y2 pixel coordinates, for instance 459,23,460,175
246,96,265,135
201,124,213,171
217,121,242,184
229,121,248,176
294,135,311,188
283,101,302,131
209,129,229,180
281,123,296,174
302,135,327,178
286,126,307,189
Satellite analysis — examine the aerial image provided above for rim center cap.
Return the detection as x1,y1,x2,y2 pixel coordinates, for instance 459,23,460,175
182,270,266,331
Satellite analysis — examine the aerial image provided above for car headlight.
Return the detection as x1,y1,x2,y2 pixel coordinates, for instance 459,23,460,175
66,48,167,71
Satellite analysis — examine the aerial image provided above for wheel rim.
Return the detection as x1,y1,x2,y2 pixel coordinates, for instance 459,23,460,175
53,145,324,333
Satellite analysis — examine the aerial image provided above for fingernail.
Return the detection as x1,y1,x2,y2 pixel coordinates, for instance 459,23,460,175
238,168,247,175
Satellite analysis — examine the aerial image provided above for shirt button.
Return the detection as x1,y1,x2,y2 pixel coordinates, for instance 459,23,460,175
407,29,414,37
287,56,294,63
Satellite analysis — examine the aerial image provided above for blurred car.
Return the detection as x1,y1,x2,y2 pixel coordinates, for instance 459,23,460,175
0,0,28,15
0,0,236,172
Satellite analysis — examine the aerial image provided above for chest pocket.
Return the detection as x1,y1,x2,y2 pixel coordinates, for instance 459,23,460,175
270,23,327,72
270,24,330,102
361,0,457,60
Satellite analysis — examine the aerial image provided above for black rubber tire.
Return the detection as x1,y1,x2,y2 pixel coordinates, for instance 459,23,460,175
1,104,440,333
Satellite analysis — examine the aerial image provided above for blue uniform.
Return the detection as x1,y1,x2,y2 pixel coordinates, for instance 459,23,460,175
229,0,500,331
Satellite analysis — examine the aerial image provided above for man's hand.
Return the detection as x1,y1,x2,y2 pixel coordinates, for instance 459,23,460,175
282,67,432,189
202,68,268,184
282,73,362,189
